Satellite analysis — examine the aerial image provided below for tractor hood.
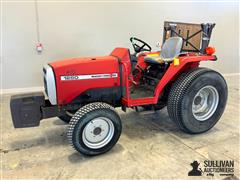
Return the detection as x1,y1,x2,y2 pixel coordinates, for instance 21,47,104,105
46,55,121,105
49,55,118,73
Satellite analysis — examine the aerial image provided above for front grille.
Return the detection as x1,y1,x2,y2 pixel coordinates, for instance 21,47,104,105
43,68,48,96
42,65,57,105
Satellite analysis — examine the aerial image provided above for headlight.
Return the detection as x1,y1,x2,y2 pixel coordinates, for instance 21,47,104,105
43,65,57,105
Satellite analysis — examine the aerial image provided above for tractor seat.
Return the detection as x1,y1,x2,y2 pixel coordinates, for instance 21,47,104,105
144,37,183,64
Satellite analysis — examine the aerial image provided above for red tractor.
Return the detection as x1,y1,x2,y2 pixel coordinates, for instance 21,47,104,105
11,22,227,156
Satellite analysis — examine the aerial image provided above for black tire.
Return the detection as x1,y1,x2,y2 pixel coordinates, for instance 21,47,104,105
67,102,122,156
58,110,77,123
167,68,228,134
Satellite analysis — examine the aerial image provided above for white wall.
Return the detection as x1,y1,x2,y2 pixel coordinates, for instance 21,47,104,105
2,1,239,89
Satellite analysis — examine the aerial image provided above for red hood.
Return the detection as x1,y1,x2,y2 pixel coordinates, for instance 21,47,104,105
49,55,116,70
47,55,120,105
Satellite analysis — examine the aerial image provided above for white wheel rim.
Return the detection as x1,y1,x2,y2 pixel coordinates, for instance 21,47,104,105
82,117,115,149
192,85,219,121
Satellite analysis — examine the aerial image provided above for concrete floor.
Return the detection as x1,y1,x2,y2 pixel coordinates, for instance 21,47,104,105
1,75,239,179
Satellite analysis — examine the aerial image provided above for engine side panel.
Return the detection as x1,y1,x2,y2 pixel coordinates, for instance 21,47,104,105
49,56,120,105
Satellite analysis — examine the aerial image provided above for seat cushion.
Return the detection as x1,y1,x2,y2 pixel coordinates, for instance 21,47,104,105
144,56,164,64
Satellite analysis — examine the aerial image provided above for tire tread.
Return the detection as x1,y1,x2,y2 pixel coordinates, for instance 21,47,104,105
167,67,212,133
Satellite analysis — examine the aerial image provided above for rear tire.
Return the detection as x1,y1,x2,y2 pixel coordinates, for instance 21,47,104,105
67,102,122,156
167,68,228,134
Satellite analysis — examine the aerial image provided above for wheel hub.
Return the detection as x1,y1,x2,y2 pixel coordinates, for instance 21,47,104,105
192,85,219,121
194,96,202,105
93,127,102,135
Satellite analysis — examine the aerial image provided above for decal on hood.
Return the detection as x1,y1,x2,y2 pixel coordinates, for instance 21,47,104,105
61,73,118,81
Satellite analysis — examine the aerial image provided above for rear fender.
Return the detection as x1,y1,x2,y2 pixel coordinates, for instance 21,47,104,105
153,55,217,102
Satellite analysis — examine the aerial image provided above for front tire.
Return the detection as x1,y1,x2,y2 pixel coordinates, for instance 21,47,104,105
67,102,122,156
167,68,228,134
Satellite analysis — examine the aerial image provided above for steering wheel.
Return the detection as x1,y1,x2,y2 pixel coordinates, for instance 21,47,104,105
130,37,152,54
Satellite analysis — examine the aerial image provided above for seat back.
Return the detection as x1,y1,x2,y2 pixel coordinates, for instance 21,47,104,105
160,37,183,59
